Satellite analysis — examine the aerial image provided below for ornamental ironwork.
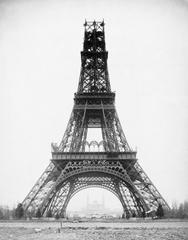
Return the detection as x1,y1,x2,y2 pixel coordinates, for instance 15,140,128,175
22,20,169,218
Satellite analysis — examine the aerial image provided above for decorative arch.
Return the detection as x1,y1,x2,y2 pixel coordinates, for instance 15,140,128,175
71,183,120,200
42,166,148,217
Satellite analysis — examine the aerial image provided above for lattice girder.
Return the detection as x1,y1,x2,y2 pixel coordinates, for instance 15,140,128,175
47,174,122,216
55,105,131,153
22,20,170,218
23,153,169,217
33,159,150,216
78,21,111,94
22,162,59,212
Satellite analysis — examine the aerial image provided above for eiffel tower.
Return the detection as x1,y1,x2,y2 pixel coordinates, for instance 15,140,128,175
22,20,169,218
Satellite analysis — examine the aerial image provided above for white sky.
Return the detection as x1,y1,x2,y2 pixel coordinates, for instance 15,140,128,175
0,0,188,211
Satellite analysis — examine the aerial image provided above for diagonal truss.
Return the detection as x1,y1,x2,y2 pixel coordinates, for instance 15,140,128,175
22,20,170,218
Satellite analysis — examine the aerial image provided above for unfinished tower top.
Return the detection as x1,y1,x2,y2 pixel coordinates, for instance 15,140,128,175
77,20,111,94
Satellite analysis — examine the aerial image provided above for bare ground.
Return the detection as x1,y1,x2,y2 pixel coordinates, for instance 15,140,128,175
0,219,188,240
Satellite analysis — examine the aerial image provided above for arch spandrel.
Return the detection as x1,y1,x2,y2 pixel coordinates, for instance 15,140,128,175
22,21,169,218
42,167,148,217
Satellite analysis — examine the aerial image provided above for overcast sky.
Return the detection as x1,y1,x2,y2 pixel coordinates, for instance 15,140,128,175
0,0,188,211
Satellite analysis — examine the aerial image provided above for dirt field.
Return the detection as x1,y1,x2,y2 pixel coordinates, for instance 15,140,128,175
0,219,188,240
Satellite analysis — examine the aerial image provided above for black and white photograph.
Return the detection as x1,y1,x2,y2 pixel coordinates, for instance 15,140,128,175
0,0,188,239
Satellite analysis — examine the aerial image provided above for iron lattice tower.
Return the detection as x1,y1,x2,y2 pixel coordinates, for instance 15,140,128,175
22,21,169,218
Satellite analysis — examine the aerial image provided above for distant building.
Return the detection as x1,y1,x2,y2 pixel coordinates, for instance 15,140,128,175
67,195,122,218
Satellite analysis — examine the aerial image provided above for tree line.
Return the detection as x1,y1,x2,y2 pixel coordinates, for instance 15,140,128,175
0,201,188,220
166,201,188,218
